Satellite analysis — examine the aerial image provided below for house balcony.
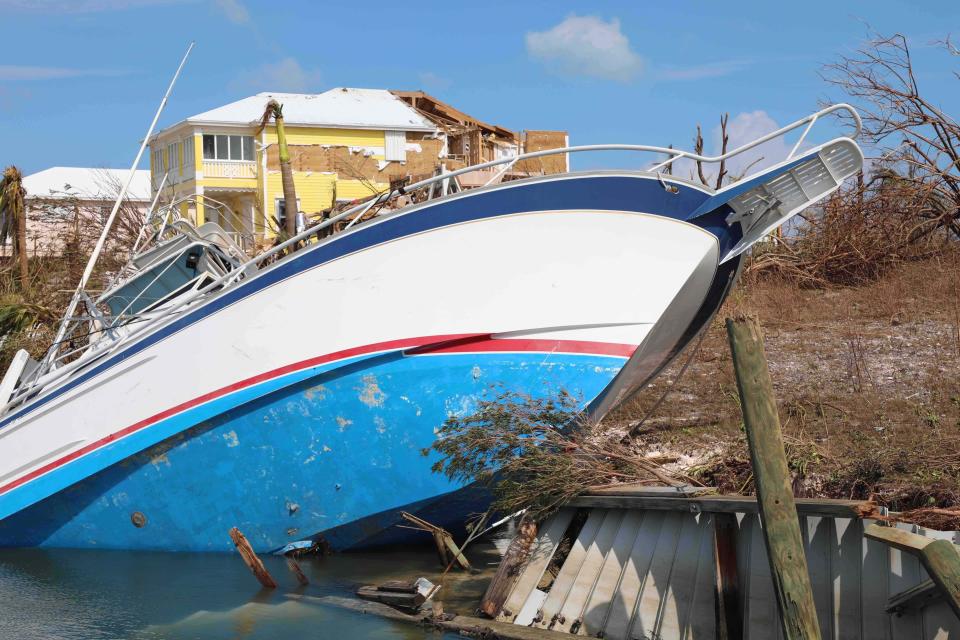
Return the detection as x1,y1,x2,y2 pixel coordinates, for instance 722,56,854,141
202,160,257,180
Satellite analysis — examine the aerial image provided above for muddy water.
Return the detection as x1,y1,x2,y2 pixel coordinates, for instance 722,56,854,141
0,540,503,639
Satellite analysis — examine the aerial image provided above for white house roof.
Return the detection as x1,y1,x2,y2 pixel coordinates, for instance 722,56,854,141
184,88,438,131
23,167,151,201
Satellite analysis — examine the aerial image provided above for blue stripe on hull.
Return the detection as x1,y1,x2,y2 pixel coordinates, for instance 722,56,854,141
0,351,624,552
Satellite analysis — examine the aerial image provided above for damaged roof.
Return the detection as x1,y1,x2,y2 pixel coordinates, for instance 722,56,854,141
391,90,517,140
185,88,438,132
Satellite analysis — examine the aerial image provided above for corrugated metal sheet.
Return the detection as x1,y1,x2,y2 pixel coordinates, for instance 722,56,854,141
502,508,960,639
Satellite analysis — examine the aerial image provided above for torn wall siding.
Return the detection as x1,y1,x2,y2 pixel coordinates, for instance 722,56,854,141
265,136,447,191
514,131,570,175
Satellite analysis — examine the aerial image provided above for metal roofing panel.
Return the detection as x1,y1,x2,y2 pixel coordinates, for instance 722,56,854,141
23,167,151,201
508,508,960,640
185,88,438,131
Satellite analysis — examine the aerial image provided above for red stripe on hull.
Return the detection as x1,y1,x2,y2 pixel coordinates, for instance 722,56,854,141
0,334,634,496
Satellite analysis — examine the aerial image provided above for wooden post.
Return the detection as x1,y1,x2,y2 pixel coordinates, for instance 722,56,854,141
865,523,960,620
480,519,538,618
229,527,278,589
286,557,309,586
727,317,821,639
713,512,743,640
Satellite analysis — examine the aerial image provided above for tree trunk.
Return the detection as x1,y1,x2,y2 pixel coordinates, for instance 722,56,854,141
16,204,27,290
274,111,298,239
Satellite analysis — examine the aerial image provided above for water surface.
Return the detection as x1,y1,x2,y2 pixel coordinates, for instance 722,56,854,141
0,542,501,639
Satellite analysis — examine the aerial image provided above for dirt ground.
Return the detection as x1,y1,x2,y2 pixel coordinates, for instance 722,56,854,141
606,249,960,525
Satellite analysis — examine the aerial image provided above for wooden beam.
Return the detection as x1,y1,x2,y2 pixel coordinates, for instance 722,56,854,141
228,527,277,589
727,317,821,639
886,579,942,614
587,483,715,497
865,523,960,619
567,494,877,519
480,519,538,618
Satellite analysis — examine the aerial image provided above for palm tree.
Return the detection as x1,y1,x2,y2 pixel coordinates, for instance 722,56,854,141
0,166,29,290
259,100,299,242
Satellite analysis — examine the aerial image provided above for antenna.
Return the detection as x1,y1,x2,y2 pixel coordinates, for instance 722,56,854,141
44,42,195,368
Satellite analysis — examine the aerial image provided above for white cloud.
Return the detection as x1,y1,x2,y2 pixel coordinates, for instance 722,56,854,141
0,65,127,81
718,110,792,179
214,0,248,23
657,59,751,81
526,15,643,82
0,0,189,11
233,58,321,93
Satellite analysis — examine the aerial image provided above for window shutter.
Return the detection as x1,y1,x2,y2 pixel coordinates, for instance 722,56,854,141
384,130,406,162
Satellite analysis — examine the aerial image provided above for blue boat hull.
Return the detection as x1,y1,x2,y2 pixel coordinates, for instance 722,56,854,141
0,350,625,552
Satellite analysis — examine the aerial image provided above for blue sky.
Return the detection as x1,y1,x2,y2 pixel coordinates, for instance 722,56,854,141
1,0,957,176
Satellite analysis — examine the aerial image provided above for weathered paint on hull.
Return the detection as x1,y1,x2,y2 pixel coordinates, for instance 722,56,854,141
0,350,624,552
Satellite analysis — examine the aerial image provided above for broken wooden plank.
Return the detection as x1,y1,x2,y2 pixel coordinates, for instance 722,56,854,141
499,508,575,622
481,519,538,618
886,579,943,614
356,586,426,610
228,527,277,589
377,579,419,593
400,511,471,571
567,494,878,519
437,615,581,640
728,317,821,640
865,523,960,620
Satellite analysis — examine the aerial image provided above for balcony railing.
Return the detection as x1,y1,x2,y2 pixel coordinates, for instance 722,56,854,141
202,160,256,179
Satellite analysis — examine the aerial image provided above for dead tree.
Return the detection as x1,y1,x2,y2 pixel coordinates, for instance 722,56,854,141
824,32,960,240
693,113,730,189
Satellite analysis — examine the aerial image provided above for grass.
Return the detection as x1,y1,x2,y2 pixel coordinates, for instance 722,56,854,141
608,248,960,526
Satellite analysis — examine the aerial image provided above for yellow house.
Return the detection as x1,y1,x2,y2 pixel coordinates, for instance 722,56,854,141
147,88,439,245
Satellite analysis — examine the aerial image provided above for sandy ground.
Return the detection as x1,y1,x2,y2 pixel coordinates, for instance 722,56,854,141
606,255,960,517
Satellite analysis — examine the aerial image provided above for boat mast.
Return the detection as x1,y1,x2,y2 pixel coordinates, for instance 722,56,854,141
44,42,194,367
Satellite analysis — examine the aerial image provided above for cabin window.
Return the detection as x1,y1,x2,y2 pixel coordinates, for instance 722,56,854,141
202,134,255,161
384,130,406,162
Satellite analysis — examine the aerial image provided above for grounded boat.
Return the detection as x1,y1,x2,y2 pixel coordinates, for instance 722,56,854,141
0,104,863,552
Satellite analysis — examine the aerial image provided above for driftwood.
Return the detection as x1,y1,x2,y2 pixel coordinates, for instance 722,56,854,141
285,557,309,586
356,577,435,612
228,527,277,589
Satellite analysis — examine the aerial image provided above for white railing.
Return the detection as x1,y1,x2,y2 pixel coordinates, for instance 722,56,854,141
202,160,256,179
8,104,862,407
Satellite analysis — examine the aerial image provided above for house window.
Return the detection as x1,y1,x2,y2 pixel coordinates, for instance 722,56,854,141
202,134,255,161
152,149,164,173
385,130,406,162
183,137,195,166
167,142,180,171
